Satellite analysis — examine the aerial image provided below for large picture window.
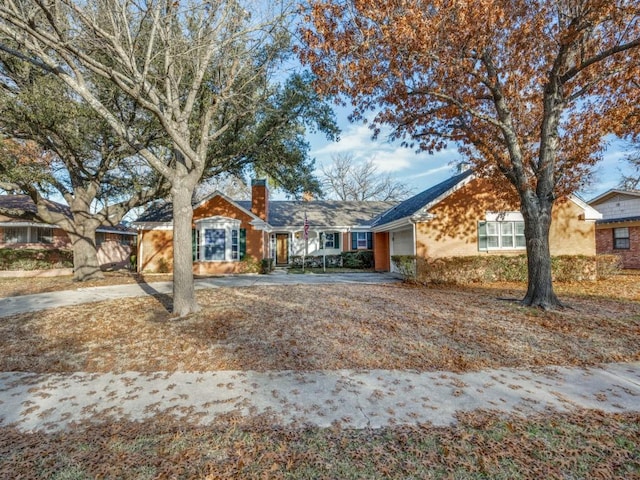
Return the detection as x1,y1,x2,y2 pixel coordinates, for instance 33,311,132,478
204,229,226,261
3,226,53,244
479,221,526,251
613,227,630,250
192,217,245,262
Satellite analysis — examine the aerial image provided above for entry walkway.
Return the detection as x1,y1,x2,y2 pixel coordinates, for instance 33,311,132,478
0,272,400,318
1,363,639,432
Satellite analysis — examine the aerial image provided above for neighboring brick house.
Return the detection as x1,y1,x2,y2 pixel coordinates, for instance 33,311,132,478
370,170,602,272
133,179,395,274
0,195,137,270
588,190,640,269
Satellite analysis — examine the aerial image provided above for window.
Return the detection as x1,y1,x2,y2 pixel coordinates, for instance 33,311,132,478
323,232,340,249
479,221,526,251
193,217,245,262
351,232,373,250
204,229,226,261
3,226,53,244
4,227,28,244
231,229,239,260
613,227,630,250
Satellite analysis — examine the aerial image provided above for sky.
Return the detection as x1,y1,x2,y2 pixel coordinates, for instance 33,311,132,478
304,105,636,202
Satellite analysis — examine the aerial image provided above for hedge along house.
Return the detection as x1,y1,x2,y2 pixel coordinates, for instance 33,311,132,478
133,179,395,274
0,194,137,270
370,169,603,272
588,189,640,269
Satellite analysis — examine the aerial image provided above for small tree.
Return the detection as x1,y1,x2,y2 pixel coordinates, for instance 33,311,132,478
300,0,640,308
321,153,413,201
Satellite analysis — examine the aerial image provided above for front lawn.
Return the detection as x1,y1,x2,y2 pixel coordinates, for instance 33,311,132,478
1,274,639,479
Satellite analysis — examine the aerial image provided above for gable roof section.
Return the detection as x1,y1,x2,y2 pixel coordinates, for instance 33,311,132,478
372,169,474,229
588,189,640,206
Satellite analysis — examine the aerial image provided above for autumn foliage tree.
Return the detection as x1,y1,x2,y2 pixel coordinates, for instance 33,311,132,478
299,0,640,308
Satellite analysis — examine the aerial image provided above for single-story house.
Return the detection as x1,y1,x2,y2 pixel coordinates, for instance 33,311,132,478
133,172,603,274
133,179,396,274
588,189,640,268
0,195,137,270
370,169,602,272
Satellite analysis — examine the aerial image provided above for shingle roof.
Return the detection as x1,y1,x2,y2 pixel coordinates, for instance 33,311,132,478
596,215,640,225
136,198,396,228
134,201,174,223
264,200,397,228
372,169,474,227
0,194,71,217
0,194,136,234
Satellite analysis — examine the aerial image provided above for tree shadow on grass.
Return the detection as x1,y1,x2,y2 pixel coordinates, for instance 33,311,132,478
132,273,173,314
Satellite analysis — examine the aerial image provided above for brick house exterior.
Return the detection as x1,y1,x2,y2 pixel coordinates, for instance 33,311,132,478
133,179,394,274
371,170,602,272
0,195,137,270
589,190,640,269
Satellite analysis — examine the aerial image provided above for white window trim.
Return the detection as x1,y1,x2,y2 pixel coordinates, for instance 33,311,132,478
480,220,526,251
194,217,241,262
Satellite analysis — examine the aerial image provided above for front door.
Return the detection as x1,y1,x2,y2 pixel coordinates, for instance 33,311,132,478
275,233,289,266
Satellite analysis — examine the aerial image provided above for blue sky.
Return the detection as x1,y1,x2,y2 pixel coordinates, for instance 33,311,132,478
305,107,635,202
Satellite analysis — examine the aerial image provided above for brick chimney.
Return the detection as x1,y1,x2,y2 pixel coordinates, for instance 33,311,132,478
251,179,269,221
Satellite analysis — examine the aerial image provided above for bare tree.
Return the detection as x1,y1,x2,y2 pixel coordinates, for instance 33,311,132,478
620,148,640,190
0,0,302,316
320,154,413,201
193,174,250,202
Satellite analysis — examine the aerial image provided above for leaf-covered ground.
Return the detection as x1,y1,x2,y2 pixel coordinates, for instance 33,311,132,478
1,278,638,373
1,410,638,479
0,271,173,298
1,273,639,479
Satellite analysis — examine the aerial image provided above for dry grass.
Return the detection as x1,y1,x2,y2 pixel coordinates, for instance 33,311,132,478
1,274,639,479
1,410,638,479
0,271,173,298
1,275,638,373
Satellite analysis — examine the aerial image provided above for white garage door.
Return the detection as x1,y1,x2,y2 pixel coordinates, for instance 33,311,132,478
390,228,414,273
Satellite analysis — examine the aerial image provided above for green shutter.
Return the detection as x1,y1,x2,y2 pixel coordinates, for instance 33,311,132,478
351,233,357,250
367,232,373,249
478,222,487,251
334,232,340,250
239,228,247,259
192,229,197,261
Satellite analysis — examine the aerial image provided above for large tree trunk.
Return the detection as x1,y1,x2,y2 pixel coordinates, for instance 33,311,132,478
520,195,561,309
68,229,104,282
171,181,201,317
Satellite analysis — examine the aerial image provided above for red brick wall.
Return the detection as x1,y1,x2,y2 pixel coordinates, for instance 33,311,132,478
596,225,640,269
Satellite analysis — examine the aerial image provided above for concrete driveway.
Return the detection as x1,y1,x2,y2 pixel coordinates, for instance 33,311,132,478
0,271,401,318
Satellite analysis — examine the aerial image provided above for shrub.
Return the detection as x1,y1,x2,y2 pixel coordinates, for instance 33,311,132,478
239,255,261,273
341,250,374,269
290,254,343,268
391,254,621,285
596,254,622,279
0,248,73,271
259,258,274,274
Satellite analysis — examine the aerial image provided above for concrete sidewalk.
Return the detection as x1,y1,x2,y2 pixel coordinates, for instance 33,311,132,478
1,362,639,432
0,272,400,318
